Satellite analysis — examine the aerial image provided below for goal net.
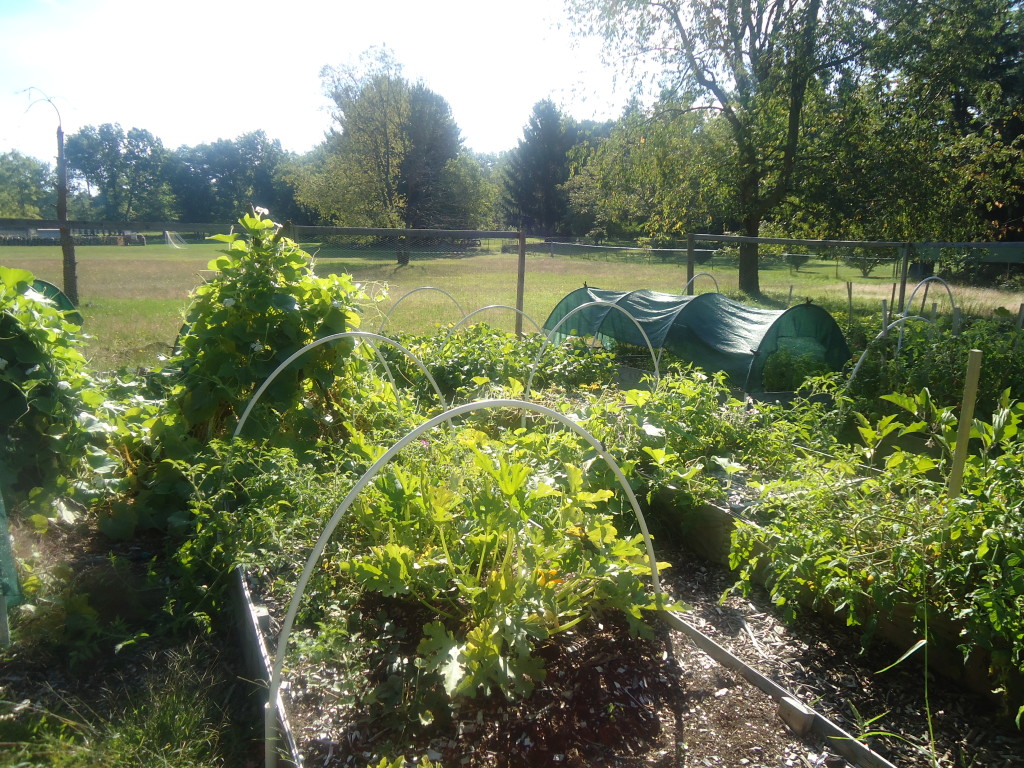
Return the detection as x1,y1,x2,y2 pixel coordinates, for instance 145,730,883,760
164,231,188,249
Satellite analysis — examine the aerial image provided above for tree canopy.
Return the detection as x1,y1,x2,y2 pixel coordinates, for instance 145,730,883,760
0,151,54,218
293,48,487,230
64,123,176,221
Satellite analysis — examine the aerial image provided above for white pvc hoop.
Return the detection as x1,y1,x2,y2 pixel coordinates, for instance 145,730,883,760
847,315,931,387
900,276,957,317
442,305,542,344
233,331,447,440
683,272,720,294
897,276,958,355
378,286,466,334
526,301,661,404
264,398,665,766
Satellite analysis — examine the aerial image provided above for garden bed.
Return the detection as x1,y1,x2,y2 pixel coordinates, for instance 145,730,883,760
243,542,1024,767
658,498,1021,709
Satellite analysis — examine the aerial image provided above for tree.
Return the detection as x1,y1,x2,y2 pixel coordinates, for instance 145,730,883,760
567,0,872,294
778,0,1024,246
0,151,54,218
501,100,580,236
567,103,736,242
294,48,485,232
64,123,175,221
167,132,302,223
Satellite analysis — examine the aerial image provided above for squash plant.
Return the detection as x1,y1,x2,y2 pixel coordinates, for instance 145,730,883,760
169,209,367,441
0,267,113,517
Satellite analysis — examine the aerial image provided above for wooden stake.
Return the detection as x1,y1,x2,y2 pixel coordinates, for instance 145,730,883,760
948,349,983,498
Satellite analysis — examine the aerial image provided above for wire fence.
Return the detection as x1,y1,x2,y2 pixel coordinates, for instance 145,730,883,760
287,225,521,267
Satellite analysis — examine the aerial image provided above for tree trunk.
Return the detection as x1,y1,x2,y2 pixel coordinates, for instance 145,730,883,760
738,215,761,297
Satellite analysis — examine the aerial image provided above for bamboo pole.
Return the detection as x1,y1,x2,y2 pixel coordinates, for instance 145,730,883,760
948,349,983,498
846,282,853,331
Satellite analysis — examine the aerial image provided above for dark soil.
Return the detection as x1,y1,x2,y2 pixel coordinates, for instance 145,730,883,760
279,546,1024,767
4,523,1024,767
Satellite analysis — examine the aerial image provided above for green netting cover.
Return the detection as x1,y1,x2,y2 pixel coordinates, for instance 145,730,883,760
542,287,851,392
31,279,82,325
0,482,21,606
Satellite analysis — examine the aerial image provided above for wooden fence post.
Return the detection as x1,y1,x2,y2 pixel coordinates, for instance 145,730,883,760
515,232,526,336
896,243,911,312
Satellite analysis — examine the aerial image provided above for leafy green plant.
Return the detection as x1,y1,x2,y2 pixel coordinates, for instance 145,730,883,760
730,391,1024,723
0,266,113,513
761,345,832,392
387,323,617,403
169,209,367,440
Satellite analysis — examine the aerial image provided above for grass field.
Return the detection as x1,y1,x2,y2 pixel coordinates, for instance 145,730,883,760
4,240,1023,370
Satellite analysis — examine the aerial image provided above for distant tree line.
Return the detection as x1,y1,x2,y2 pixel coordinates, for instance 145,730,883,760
1,0,1021,293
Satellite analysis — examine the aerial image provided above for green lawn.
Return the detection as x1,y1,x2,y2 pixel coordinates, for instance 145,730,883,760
4,241,1023,371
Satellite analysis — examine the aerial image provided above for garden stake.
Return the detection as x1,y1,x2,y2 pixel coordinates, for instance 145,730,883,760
846,281,853,332
947,349,983,498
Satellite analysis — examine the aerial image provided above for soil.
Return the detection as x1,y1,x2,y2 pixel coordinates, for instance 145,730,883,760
280,546,1024,768
4,524,1024,767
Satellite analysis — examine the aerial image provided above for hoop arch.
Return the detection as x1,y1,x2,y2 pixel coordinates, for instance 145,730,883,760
378,286,466,334
442,305,542,344
264,398,665,766
847,316,931,388
526,301,661,404
683,272,720,294
233,331,447,440
897,276,958,355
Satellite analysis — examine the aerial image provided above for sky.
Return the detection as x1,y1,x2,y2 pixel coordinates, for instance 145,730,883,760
0,0,633,166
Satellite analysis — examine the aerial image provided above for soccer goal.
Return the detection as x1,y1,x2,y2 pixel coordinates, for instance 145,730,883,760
164,231,188,249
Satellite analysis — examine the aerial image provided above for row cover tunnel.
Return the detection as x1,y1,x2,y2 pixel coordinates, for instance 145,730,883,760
542,286,852,392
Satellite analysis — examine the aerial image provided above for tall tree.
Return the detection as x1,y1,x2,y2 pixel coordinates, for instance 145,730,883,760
64,124,175,220
296,48,484,230
567,0,872,294
567,103,736,242
296,50,406,227
167,131,301,223
501,100,579,236
0,151,54,218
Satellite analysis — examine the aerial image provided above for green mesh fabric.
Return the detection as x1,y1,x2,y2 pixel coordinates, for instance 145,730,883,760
0,484,21,606
542,287,851,391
